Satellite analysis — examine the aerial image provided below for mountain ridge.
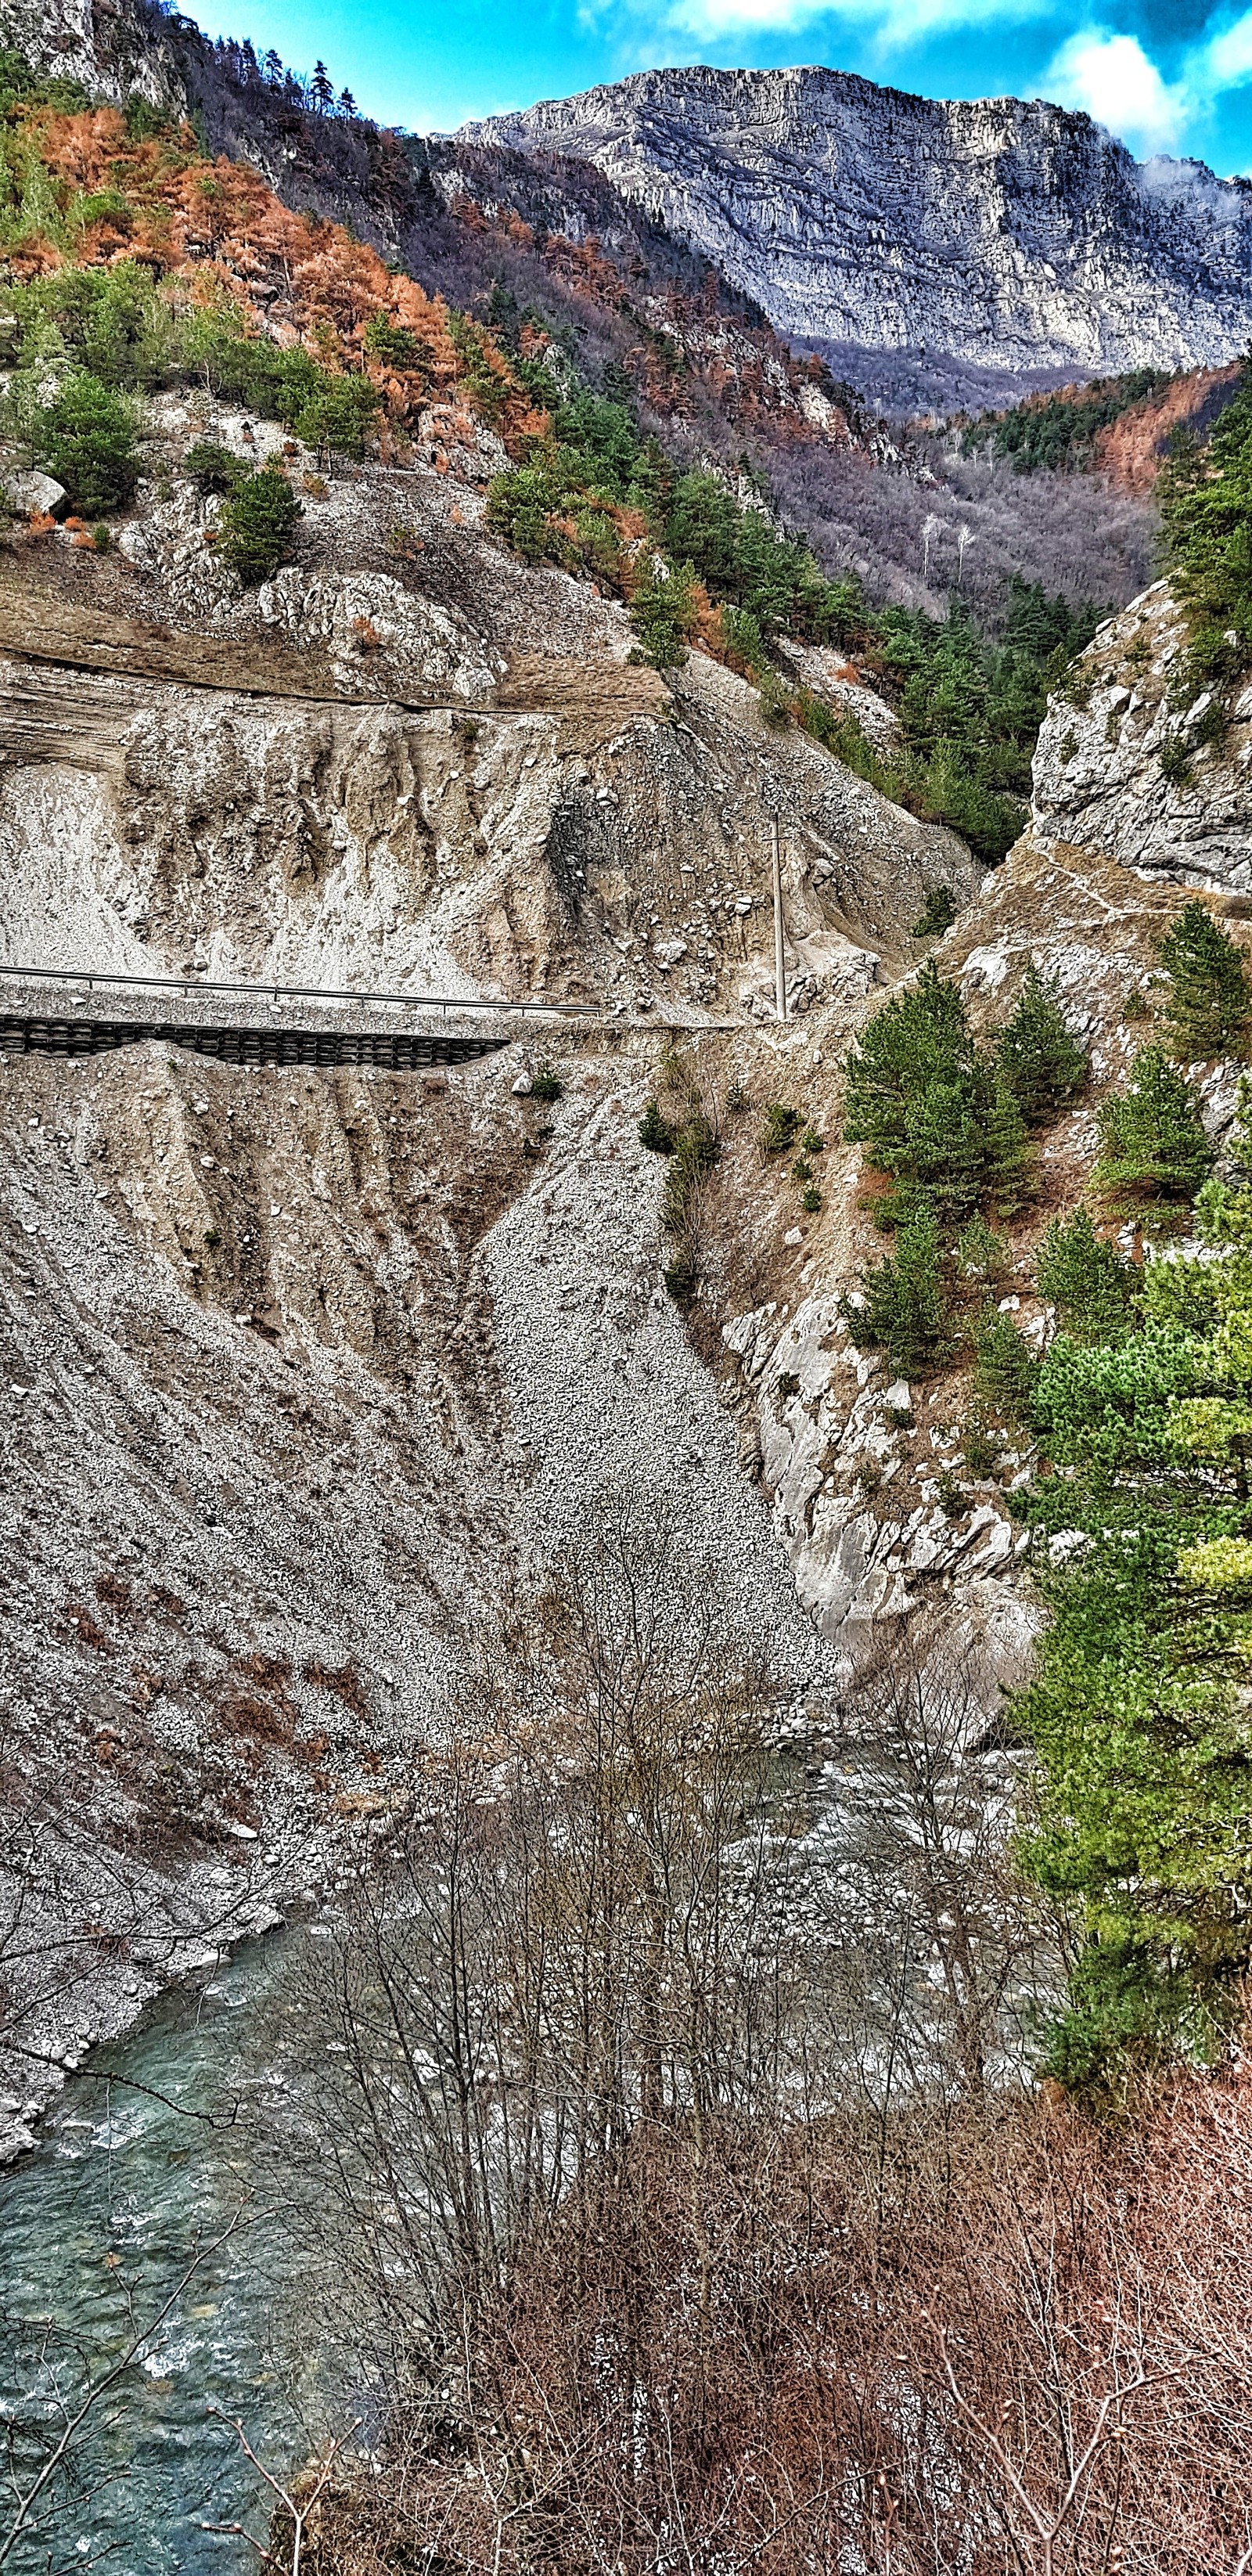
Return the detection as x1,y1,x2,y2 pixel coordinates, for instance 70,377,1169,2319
463,62,1252,381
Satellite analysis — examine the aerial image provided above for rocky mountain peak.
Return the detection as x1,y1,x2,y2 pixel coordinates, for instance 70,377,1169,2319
463,63,1252,383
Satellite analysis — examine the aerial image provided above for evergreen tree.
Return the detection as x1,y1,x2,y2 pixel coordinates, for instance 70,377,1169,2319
1157,898,1250,1061
850,1200,954,1374
982,1072,1031,1220
218,466,301,585
843,960,982,1220
630,560,698,671
290,373,379,469
638,1100,676,1153
38,370,137,513
996,960,1088,1122
972,1304,1038,1419
310,59,335,111
1094,1046,1216,1210
1037,1207,1134,1344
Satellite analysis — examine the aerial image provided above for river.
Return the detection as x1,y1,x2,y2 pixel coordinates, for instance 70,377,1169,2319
0,1926,325,2574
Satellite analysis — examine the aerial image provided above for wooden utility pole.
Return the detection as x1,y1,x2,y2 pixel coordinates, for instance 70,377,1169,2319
772,817,787,1023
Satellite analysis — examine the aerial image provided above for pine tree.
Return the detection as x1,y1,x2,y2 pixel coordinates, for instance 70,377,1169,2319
981,1071,1031,1219
629,559,699,671
218,466,301,585
262,49,282,82
972,1305,1038,1420
996,960,1088,1123
850,1201,954,1374
1157,899,1250,1061
1094,1046,1216,1209
1037,1208,1133,1344
39,372,138,514
844,960,980,1206
337,88,358,118
310,59,335,112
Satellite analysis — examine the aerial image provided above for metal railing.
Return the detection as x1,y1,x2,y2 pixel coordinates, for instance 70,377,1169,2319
0,961,588,1021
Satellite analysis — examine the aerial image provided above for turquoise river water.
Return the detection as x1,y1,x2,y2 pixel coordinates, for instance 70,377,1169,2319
0,1927,324,2572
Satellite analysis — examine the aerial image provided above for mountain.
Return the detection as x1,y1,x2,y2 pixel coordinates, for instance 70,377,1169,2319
464,65,1252,383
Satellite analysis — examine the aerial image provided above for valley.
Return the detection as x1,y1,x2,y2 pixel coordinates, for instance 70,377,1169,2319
1,5,1252,2567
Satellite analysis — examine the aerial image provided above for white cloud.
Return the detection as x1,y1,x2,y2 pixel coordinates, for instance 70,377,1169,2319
650,0,1048,49
1198,9,1252,92
1042,29,1190,153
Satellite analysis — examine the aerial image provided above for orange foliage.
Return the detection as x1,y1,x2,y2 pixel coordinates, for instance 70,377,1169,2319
1095,362,1243,495
15,101,541,450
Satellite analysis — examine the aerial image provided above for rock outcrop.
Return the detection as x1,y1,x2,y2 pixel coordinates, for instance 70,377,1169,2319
466,65,1252,377
1031,581,1252,890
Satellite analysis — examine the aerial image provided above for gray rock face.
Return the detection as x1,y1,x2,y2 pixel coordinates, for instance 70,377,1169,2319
1031,581,1252,890
464,64,1252,375
5,0,187,108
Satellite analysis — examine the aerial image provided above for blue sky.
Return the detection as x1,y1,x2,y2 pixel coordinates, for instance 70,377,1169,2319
192,0,1252,175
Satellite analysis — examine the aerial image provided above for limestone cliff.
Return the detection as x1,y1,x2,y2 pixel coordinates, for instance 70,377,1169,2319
1031,580,1252,891
466,65,1252,377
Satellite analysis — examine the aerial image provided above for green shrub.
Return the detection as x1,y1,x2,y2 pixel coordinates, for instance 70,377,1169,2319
996,961,1088,1123
757,668,793,728
761,1102,803,1157
847,1200,954,1374
800,1126,824,1155
909,884,959,938
38,370,137,513
1037,1207,1134,1345
657,1101,719,1300
218,466,302,585
801,1184,823,1213
638,1098,676,1153
531,1063,563,1103
1157,898,1250,1061
183,440,251,495
1093,1045,1215,1211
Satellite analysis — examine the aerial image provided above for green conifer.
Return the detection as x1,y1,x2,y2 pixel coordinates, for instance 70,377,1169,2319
996,961,1088,1123
39,370,138,514
844,961,984,1220
981,1072,1031,1220
1037,1208,1134,1344
972,1305,1038,1421
848,1201,954,1374
1094,1045,1216,1209
218,465,302,585
1157,899,1250,1061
